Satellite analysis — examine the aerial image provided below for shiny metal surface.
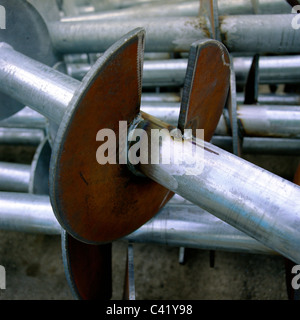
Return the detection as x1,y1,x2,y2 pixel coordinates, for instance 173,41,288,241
142,102,300,139
0,128,45,146
215,105,300,138
66,55,300,86
0,43,79,125
236,93,300,106
0,139,51,194
48,15,300,54
0,192,275,256
0,107,47,129
233,55,300,85
142,92,300,106
0,192,61,235
220,14,300,53
48,17,209,53
61,1,200,22
61,0,292,23
211,136,300,155
1,27,299,263
0,162,31,193
136,112,300,264
125,195,275,255
0,0,58,121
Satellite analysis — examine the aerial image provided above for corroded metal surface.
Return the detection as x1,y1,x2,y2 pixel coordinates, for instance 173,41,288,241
61,231,112,300
50,29,172,244
178,39,230,140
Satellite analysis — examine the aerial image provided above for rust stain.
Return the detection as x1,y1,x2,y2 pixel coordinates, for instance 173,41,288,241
184,17,211,38
294,165,300,185
53,31,174,244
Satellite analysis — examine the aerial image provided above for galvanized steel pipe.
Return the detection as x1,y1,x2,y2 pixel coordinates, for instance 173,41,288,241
141,92,300,106
0,107,47,130
0,128,45,146
47,14,300,53
211,136,300,155
0,192,275,255
1,42,300,263
142,102,300,138
0,43,80,125
66,55,300,86
0,192,61,235
134,112,300,264
125,195,275,255
61,0,293,22
0,162,31,193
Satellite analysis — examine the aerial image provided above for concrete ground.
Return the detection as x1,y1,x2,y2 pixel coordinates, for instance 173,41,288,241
0,144,299,300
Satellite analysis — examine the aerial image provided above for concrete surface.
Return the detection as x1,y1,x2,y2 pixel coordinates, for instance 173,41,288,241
0,144,298,300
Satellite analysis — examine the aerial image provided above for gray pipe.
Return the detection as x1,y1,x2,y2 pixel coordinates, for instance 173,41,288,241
61,0,293,22
48,15,300,53
0,162,31,193
0,192,275,256
125,195,275,255
0,192,61,235
142,102,300,139
0,107,47,129
66,55,300,86
1,40,300,264
0,127,45,146
136,112,300,264
211,136,300,155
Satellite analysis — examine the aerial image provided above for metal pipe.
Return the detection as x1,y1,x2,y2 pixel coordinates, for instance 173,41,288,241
0,192,275,255
141,93,181,103
66,55,300,85
233,55,300,85
220,14,299,54
124,195,275,255
141,92,300,106
47,17,209,53
0,192,61,235
0,162,31,193
0,43,79,125
236,93,300,106
216,105,300,138
61,1,201,22
133,112,300,264
61,0,293,23
0,128,45,146
211,136,300,155
0,107,47,129
141,102,300,138
1,42,300,263
48,15,300,53
0,138,51,194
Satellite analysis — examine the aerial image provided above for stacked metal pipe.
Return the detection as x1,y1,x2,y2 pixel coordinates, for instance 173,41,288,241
0,0,300,300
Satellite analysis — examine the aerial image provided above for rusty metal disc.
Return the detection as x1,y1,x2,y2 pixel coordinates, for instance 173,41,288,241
61,230,112,300
50,28,172,244
0,0,59,120
50,29,231,245
178,39,230,141
294,165,300,185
